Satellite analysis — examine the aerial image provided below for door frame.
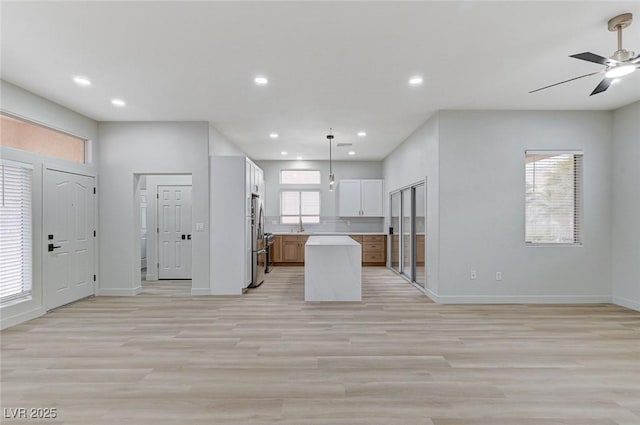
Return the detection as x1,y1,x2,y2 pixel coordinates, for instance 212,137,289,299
387,178,427,293
43,166,98,309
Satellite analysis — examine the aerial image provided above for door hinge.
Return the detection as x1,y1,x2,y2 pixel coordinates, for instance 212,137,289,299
157,227,159,233
156,193,159,199
93,187,96,194
93,230,96,237
93,274,96,282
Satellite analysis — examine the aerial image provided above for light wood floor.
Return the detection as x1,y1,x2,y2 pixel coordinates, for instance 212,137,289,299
1,267,639,425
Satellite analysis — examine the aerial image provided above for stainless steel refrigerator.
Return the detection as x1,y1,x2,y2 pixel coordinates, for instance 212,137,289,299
249,194,266,288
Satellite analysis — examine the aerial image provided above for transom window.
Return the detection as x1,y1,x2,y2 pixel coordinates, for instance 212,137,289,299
280,191,320,224
525,151,583,245
0,113,86,164
280,170,321,185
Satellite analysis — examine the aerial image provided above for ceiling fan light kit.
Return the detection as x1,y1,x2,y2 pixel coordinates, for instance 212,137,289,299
530,12,639,96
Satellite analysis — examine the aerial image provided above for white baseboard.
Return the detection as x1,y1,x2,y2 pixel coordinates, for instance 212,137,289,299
613,296,640,312
96,286,142,296
424,287,439,303
191,288,211,296
0,306,46,330
435,294,612,304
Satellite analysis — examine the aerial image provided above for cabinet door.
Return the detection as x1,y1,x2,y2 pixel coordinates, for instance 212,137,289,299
361,180,384,217
272,236,282,263
299,235,309,262
282,237,301,262
338,180,362,217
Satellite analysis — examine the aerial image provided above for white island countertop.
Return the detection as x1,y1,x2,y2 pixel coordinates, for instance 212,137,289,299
304,236,362,302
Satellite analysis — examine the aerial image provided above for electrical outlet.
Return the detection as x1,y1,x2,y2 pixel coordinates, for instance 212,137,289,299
496,272,502,281
470,270,477,280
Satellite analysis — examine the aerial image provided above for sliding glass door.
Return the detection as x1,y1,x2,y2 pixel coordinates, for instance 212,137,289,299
390,192,401,273
389,182,426,290
401,188,412,281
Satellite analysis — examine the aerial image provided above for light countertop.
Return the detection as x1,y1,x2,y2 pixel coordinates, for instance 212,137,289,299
271,231,386,236
305,235,361,246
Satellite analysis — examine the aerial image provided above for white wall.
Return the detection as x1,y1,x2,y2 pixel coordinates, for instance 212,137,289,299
97,122,209,295
611,101,640,311
140,174,193,281
437,110,613,303
0,80,98,329
383,113,440,295
209,124,245,156
257,159,384,233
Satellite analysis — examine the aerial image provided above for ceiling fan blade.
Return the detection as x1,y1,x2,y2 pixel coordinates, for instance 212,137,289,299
590,78,612,96
570,52,617,66
529,70,603,94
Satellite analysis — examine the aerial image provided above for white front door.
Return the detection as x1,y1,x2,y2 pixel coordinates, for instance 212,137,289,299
44,169,95,310
158,185,192,279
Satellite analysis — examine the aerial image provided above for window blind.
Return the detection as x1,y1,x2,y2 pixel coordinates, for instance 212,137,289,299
281,191,320,224
0,160,33,303
525,151,583,244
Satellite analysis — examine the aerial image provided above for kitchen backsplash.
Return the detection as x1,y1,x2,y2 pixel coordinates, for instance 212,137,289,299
265,216,385,233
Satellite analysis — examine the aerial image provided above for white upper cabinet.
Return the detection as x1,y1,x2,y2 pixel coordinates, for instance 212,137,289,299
338,179,384,217
360,180,384,216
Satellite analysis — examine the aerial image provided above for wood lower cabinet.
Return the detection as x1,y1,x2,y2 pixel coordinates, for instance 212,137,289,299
272,234,386,266
277,235,308,264
361,235,386,266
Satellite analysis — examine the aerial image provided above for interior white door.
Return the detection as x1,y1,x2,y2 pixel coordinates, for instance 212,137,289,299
44,169,95,310
158,185,192,279
140,189,147,269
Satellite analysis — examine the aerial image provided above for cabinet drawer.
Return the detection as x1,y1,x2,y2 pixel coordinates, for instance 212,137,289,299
363,242,384,252
363,235,385,243
363,252,384,263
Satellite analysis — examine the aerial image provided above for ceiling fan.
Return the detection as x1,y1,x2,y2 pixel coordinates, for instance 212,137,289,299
530,13,640,96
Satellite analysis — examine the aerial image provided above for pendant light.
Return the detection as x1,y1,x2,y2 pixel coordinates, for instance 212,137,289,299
327,131,335,192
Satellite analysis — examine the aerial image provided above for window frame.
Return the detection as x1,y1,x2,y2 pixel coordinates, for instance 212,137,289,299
279,169,321,185
524,150,583,247
280,189,321,224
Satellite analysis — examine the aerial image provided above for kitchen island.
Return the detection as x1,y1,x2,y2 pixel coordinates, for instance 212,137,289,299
304,235,362,301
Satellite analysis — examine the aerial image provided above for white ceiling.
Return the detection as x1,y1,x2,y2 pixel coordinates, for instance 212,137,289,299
2,1,639,160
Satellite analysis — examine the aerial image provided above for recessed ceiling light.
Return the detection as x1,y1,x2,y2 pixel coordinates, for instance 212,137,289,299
409,76,423,86
348,151,356,156
254,76,268,86
357,131,366,137
111,99,126,107
269,133,279,139
281,151,288,156
73,76,92,87
611,78,621,84
296,156,303,160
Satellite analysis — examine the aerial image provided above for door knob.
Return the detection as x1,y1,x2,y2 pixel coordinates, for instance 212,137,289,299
48,243,61,252
187,234,191,240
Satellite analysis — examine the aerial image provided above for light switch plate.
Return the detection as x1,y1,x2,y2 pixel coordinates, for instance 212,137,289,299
195,223,204,232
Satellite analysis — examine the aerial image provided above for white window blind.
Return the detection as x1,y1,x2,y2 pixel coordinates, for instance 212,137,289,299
525,151,583,245
281,191,320,224
280,170,321,185
0,160,33,303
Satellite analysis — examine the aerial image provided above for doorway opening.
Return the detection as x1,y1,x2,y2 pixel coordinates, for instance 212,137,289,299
135,174,193,296
389,181,426,291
